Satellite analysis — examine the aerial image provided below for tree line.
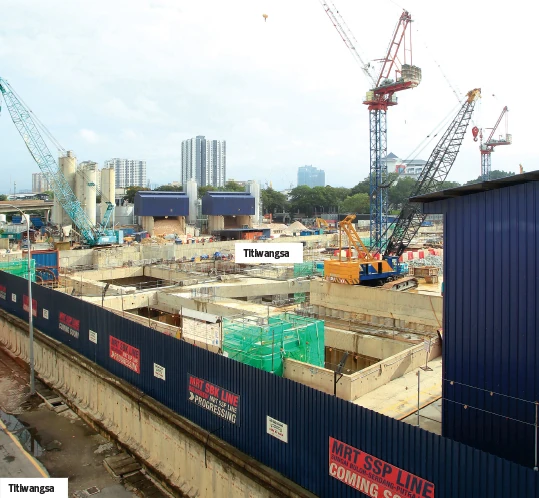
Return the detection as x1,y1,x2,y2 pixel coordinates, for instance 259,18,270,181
120,169,516,215
261,170,516,217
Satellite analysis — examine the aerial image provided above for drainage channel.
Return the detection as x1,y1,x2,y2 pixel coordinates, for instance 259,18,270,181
0,408,44,457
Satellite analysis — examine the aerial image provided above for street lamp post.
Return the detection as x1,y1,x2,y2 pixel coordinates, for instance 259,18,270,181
7,205,35,394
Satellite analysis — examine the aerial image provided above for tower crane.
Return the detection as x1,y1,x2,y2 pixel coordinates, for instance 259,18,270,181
0,78,117,246
479,106,511,181
384,89,481,258
318,2,421,253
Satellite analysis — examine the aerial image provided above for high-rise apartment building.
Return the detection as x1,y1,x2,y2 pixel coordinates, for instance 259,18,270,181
104,158,147,188
181,136,226,187
297,165,325,188
32,173,50,193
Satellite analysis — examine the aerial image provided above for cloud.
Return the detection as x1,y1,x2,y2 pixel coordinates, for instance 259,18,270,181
79,129,100,144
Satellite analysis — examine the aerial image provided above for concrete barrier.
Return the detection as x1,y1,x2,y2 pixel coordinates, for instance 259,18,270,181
310,281,442,332
283,338,441,402
0,309,315,498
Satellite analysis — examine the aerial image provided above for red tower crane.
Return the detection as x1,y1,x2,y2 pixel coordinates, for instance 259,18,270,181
317,2,421,252
479,106,511,181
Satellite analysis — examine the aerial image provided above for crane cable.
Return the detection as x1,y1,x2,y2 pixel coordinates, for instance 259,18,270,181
8,82,66,154
403,100,461,163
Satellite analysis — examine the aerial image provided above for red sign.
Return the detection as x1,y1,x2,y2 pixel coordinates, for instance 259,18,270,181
59,311,80,339
23,295,37,317
0,285,6,300
110,336,140,374
329,437,435,498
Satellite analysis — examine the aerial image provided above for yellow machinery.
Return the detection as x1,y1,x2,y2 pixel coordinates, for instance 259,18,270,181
315,218,329,229
324,215,399,285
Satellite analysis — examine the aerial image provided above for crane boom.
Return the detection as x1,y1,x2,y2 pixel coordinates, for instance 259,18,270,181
383,88,481,258
0,78,115,245
317,1,376,87
375,10,413,89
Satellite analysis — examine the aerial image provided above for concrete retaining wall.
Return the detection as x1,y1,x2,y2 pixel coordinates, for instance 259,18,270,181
310,281,442,332
0,310,314,498
59,234,337,270
324,327,411,358
283,338,441,402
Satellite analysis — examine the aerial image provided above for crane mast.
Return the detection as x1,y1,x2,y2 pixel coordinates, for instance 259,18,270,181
317,3,421,254
0,78,116,246
480,106,511,181
384,89,481,258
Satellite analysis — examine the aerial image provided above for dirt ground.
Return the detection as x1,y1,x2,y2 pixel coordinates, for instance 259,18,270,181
0,346,135,496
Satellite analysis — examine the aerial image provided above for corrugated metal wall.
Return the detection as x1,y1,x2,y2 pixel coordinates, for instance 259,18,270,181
202,192,255,216
422,181,539,467
31,250,59,282
134,192,189,216
0,271,538,497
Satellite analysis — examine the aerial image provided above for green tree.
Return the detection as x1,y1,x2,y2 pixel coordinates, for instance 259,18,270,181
43,190,54,200
340,193,370,214
154,184,183,191
350,177,371,196
388,177,416,211
466,170,515,185
261,187,288,213
223,181,245,192
439,180,461,190
0,194,7,201
198,186,217,199
124,186,150,203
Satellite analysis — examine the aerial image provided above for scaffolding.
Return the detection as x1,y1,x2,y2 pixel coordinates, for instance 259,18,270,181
223,313,324,376
0,259,36,281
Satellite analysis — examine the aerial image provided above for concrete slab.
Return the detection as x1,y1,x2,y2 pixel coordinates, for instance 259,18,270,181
353,357,442,420
401,399,442,435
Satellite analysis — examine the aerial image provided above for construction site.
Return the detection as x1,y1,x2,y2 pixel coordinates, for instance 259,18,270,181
0,2,535,498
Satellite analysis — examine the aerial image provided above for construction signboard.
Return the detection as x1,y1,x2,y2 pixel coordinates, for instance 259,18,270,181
329,437,434,498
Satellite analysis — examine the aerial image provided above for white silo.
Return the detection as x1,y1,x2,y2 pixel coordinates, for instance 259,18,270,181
100,167,116,228
246,180,261,225
77,161,97,226
183,179,198,224
52,150,77,227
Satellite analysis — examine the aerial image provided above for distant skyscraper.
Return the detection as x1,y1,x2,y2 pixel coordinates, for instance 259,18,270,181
181,136,226,187
297,165,325,188
32,173,50,193
104,159,147,188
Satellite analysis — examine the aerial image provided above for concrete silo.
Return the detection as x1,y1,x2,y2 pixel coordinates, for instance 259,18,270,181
100,167,116,228
183,179,198,224
246,180,261,225
52,150,77,227
76,161,98,226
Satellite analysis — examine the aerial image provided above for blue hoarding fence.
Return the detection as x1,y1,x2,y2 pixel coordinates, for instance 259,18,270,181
0,270,537,498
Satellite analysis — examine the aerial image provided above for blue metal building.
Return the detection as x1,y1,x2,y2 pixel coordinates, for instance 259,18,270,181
413,171,539,467
134,191,189,217
202,192,255,216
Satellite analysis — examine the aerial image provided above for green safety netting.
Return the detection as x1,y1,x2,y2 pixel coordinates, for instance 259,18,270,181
0,259,35,282
223,313,324,376
293,261,324,277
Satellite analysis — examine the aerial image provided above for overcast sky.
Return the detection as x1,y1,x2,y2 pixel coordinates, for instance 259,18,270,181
0,0,532,192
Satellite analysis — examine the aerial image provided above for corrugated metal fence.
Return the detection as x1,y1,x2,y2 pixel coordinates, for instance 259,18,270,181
0,271,537,497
